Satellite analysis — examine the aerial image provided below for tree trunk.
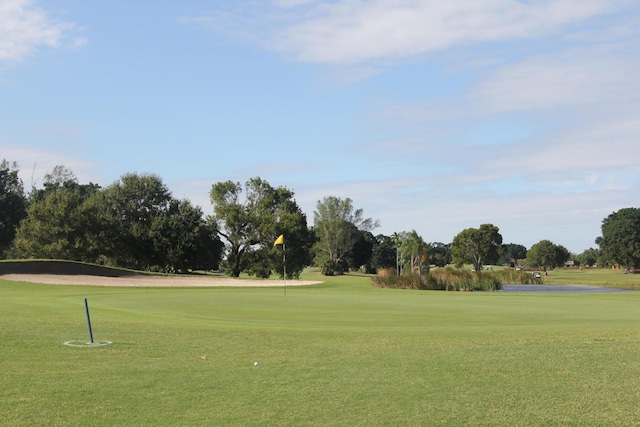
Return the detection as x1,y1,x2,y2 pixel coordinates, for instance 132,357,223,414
230,245,244,277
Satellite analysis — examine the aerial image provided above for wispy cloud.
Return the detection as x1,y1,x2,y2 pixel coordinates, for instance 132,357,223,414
367,37,640,174
0,0,83,63
0,144,100,188
267,0,626,64
470,43,640,113
290,171,627,251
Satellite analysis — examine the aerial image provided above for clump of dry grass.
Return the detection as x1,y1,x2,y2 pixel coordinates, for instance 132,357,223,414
372,267,508,291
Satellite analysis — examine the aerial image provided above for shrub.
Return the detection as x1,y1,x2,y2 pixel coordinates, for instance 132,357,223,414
372,272,425,289
372,267,513,291
427,267,470,291
490,269,543,285
376,268,396,279
320,259,348,276
427,268,502,291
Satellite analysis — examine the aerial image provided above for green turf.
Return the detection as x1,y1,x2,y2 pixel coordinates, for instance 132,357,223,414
1,272,639,426
541,267,640,289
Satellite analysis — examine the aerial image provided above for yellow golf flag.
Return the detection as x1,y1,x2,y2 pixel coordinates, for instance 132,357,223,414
274,234,284,246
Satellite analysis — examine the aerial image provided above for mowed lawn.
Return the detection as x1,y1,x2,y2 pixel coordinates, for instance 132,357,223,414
1,273,640,426
543,267,640,289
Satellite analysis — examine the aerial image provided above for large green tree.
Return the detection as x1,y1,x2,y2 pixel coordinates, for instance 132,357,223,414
499,243,528,267
369,234,397,272
96,173,173,269
313,196,379,275
210,177,312,278
0,160,27,257
347,230,375,272
597,208,640,271
451,224,502,272
95,173,214,272
395,230,429,275
426,242,452,268
14,179,101,261
149,199,223,272
526,240,570,271
575,247,599,267
18,170,219,272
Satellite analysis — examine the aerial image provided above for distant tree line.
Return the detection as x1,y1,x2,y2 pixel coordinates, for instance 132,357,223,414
2,160,639,276
2,163,222,272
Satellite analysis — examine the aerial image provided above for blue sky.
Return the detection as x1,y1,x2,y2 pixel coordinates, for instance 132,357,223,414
2,0,639,253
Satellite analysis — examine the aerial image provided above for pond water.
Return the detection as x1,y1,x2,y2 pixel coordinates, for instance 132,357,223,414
502,284,635,293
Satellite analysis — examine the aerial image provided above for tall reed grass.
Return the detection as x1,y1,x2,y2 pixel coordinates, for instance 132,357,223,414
371,267,542,291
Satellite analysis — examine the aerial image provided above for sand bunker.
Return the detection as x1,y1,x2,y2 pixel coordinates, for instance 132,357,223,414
0,274,321,288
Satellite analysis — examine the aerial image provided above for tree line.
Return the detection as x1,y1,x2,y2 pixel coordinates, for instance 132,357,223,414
2,160,639,276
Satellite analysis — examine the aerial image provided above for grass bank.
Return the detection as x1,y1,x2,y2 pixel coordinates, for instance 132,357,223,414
2,272,640,425
541,267,640,289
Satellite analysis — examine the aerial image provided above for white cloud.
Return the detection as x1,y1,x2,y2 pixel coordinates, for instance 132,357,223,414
188,1,632,67
471,43,640,113
290,173,627,252
369,38,640,158
0,0,81,63
271,0,319,7
469,43,640,184
269,0,626,64
508,117,640,175
0,144,100,188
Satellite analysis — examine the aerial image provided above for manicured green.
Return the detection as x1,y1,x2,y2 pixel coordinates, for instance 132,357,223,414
2,272,640,426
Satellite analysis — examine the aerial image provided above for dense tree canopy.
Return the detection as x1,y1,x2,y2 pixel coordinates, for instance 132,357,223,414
576,248,600,267
12,168,222,272
95,173,174,269
426,242,452,268
370,234,397,272
499,243,528,267
148,199,223,272
575,247,599,267
210,177,312,278
526,240,570,271
90,173,219,272
267,194,315,279
313,196,379,275
597,208,640,271
451,224,502,272
395,230,429,274
0,160,27,257
346,230,375,272
7,166,219,271
14,180,101,261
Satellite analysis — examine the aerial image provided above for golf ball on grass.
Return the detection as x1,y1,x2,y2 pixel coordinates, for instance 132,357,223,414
254,362,258,366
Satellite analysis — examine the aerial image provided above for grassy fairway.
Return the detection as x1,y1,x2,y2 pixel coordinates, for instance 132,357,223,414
542,267,640,289
2,274,640,426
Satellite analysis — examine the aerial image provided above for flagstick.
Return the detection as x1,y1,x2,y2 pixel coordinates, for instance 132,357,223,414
84,298,94,344
283,242,287,296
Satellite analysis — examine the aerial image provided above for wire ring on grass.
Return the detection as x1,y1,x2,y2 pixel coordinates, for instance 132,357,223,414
63,340,112,347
